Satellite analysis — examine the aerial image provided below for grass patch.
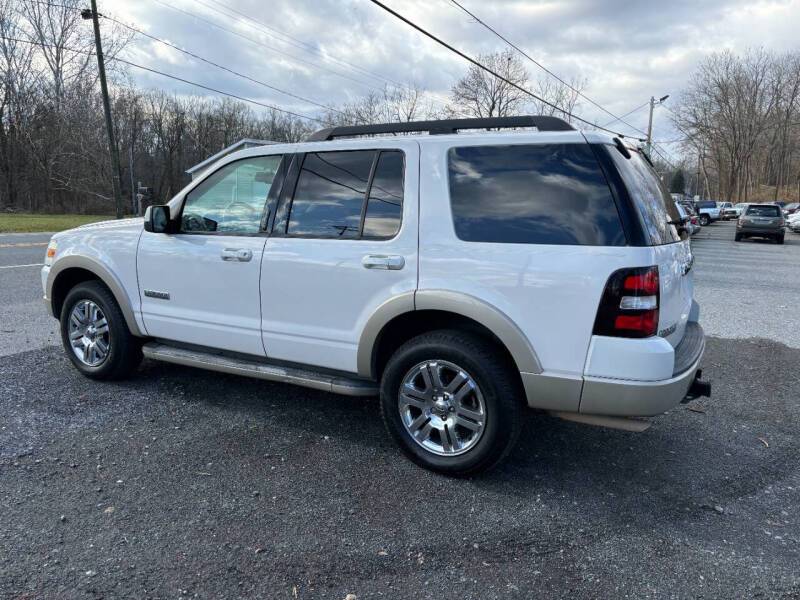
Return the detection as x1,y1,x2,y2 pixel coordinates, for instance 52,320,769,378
0,213,118,233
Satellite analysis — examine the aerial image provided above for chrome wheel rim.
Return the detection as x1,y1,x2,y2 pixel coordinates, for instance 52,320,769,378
68,300,110,367
398,360,486,457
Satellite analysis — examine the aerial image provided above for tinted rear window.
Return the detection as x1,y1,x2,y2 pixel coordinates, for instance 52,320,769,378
609,149,681,245
696,201,716,209
447,144,625,246
745,205,780,217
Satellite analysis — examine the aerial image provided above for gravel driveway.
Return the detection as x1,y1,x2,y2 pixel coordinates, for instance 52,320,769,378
1,224,798,599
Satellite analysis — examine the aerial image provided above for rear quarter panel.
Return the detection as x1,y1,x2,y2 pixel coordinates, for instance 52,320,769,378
417,135,659,380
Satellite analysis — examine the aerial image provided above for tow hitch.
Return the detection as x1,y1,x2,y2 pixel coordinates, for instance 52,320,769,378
682,369,711,402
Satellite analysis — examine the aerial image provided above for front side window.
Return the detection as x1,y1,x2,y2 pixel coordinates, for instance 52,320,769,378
286,150,404,239
181,155,282,234
448,143,625,245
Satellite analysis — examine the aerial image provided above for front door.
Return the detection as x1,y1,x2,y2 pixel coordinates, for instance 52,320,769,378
260,143,419,373
137,154,284,356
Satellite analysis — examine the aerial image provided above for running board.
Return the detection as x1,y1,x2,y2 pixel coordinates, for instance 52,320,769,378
141,343,378,397
549,411,652,433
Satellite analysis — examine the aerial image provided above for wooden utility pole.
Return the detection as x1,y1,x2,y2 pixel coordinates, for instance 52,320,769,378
84,0,123,219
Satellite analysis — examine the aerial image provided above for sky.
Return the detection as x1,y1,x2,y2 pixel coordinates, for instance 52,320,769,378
105,0,800,163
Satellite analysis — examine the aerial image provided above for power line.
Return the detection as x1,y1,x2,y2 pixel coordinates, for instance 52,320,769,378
366,0,646,140
446,0,648,138
200,0,453,110
148,0,391,95
100,13,343,116
603,101,650,127
0,34,324,123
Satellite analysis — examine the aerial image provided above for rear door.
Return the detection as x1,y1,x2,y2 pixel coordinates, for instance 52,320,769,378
607,148,692,347
260,141,419,373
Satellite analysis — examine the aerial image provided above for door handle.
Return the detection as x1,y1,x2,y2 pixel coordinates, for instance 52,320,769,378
362,254,404,270
221,248,253,262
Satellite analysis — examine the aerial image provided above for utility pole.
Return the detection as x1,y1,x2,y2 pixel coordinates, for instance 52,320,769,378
645,94,669,159
83,0,123,219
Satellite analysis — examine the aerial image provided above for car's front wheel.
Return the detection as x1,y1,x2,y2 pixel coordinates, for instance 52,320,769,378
60,281,142,379
379,330,525,476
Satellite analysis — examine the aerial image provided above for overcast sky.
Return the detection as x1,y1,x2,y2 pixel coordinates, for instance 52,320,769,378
106,0,800,161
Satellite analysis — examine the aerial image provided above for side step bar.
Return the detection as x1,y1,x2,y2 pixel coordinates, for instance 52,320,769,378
141,343,378,397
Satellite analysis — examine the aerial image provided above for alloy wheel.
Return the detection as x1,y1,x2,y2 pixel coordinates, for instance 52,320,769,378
398,360,486,456
68,300,111,367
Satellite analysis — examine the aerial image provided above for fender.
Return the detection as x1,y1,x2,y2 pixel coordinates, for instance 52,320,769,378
45,255,144,337
356,289,543,378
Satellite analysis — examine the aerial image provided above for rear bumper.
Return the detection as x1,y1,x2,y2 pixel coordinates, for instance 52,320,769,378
578,322,707,417
737,226,784,235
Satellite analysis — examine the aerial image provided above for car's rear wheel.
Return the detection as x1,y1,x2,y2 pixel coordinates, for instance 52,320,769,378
734,233,742,241
60,281,142,379
776,234,784,245
379,330,525,476
699,214,710,226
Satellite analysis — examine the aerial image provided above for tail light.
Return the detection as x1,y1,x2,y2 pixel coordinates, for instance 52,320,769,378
691,216,697,224
593,266,659,338
738,218,743,225
779,219,785,226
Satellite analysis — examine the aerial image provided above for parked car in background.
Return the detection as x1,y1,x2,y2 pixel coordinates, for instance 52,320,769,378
40,115,709,475
673,201,698,237
782,202,799,217
787,211,800,232
736,204,785,244
694,200,722,225
680,202,700,234
731,202,749,218
717,201,735,220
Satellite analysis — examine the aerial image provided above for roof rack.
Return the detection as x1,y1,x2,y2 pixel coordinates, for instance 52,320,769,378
305,115,575,141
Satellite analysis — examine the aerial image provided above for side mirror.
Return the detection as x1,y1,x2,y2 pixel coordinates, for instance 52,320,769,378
144,205,170,233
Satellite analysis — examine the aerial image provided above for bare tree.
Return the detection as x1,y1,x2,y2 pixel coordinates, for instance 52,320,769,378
448,50,530,118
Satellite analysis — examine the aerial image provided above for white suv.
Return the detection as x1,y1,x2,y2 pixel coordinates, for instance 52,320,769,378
41,116,709,475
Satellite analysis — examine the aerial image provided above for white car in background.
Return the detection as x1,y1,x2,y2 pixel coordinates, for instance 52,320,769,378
787,211,800,232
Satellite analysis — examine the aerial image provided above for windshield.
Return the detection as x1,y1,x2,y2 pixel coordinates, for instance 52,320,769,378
609,148,681,245
745,205,781,217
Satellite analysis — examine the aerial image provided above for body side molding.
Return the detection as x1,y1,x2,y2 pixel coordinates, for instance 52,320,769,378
46,255,144,337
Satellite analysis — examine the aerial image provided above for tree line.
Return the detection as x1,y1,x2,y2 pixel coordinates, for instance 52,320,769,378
4,0,795,215
673,49,800,204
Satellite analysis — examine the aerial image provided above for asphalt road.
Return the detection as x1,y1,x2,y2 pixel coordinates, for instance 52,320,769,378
1,224,798,599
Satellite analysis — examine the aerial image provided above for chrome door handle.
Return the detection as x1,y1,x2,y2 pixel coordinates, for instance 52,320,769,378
362,254,404,270
220,248,253,262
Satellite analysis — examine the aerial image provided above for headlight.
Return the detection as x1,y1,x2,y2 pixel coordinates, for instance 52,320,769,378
44,239,57,266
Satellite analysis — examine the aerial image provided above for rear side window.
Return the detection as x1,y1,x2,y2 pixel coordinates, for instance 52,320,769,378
285,150,403,239
447,144,625,246
745,205,780,217
363,151,404,238
609,149,681,245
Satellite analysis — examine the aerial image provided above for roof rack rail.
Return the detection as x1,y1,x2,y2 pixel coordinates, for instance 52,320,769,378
305,115,575,141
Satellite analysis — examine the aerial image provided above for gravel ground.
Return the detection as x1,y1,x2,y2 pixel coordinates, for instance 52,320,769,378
692,221,800,348
1,225,799,599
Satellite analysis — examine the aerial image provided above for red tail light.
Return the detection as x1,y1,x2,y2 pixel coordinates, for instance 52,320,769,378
593,266,659,338
738,218,743,225
780,219,785,226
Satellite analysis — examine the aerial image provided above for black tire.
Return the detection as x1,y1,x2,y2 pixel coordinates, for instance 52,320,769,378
776,235,784,245
60,281,142,379
379,330,525,476
734,233,742,242
699,214,710,226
